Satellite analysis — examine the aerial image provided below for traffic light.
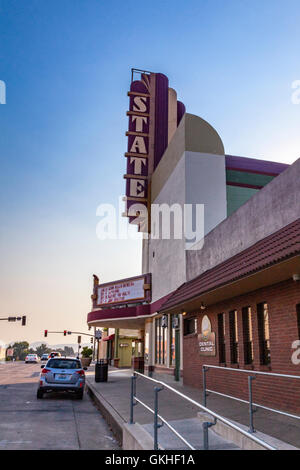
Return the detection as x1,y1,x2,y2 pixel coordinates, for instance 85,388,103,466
22,316,26,326
44,330,48,337
90,337,93,343
63,330,67,336
8,317,16,322
77,336,81,344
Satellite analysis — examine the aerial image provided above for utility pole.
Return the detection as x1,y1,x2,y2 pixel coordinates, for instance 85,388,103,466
77,336,81,359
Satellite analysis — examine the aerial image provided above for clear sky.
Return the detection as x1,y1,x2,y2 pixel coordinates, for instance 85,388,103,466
0,0,299,345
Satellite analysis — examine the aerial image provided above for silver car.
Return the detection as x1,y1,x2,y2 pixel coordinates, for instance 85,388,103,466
37,357,86,399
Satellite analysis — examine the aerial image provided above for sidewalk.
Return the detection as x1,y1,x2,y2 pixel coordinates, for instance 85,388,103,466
85,367,300,450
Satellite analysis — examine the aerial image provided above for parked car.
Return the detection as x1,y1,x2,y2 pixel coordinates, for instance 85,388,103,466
48,351,61,359
41,353,49,362
37,357,87,399
25,354,39,363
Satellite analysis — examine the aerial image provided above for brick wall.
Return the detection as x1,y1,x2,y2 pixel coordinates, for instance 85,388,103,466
183,279,300,413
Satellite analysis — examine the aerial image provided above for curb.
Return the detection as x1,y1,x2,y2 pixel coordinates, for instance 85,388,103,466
86,377,125,447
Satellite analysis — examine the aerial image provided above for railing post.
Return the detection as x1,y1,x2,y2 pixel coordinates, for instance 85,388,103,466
202,366,208,407
154,386,163,450
248,375,256,433
130,374,137,424
202,421,216,450
203,422,209,450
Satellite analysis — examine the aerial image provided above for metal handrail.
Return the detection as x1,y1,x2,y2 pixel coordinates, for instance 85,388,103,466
202,364,300,433
131,371,276,450
203,364,300,380
206,388,300,421
134,396,196,450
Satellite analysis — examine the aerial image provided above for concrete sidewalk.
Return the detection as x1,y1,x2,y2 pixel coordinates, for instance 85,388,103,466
85,367,299,450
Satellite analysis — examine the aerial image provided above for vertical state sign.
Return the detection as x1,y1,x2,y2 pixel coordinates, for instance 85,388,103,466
124,74,152,230
124,70,185,232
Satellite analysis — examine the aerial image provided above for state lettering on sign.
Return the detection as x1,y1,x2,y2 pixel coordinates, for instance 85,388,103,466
130,179,146,198
124,73,152,229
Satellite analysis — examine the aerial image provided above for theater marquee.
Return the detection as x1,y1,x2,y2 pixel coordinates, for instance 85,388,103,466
95,274,151,308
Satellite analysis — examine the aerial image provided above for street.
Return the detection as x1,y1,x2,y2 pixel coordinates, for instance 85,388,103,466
0,362,119,450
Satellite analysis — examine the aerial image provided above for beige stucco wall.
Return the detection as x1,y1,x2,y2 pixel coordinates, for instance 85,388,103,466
145,113,226,302
186,157,300,281
151,113,225,203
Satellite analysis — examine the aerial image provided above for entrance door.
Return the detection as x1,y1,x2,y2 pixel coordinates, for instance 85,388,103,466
119,341,132,367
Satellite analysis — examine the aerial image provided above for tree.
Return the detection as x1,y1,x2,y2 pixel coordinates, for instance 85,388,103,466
12,342,29,360
81,347,93,358
36,344,50,357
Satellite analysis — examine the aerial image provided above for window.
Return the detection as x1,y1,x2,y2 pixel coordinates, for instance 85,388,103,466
242,307,254,364
218,313,226,363
183,317,197,336
155,317,167,365
229,310,239,364
47,359,81,369
257,302,271,365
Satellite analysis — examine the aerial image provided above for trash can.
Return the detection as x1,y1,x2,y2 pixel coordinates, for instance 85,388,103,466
95,359,108,382
132,356,144,374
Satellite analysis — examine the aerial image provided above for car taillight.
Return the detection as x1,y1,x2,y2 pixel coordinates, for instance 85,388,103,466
41,368,50,374
76,370,85,376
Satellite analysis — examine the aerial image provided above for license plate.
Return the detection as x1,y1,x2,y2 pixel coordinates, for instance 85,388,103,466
56,374,70,380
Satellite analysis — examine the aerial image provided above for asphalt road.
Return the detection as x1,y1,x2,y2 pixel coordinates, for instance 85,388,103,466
0,361,119,450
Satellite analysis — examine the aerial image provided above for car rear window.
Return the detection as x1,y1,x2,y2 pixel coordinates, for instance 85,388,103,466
47,359,81,369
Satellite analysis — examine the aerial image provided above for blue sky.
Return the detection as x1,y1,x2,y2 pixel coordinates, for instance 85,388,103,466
0,0,299,343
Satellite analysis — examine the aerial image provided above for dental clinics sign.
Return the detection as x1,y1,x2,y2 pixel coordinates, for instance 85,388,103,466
198,315,216,357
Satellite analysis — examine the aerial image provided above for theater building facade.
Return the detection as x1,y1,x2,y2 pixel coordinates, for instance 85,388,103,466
87,69,300,413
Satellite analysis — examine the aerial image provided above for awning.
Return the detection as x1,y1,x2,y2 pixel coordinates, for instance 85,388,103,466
87,292,173,329
102,334,115,342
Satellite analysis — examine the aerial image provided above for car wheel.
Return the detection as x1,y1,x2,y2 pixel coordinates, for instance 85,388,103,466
77,390,84,400
37,389,43,399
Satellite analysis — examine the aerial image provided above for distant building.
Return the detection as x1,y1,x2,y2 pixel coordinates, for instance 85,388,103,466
0,341,6,362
